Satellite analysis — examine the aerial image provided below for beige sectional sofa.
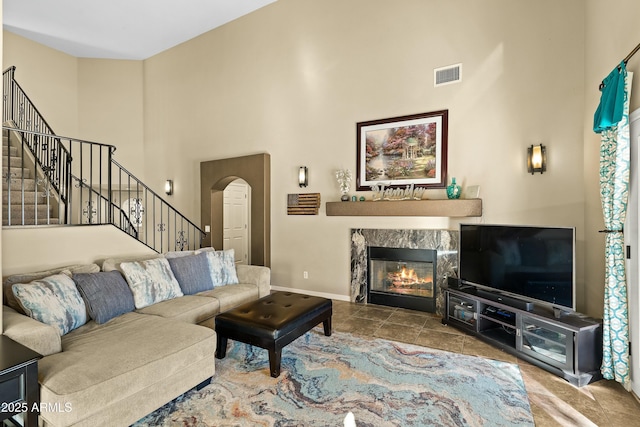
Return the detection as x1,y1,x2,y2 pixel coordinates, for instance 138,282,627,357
2,249,270,427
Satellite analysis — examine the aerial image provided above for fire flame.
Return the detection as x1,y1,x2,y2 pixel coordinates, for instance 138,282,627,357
391,266,431,287
400,267,417,281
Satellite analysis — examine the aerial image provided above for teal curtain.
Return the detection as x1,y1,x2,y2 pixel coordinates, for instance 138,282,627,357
597,64,632,390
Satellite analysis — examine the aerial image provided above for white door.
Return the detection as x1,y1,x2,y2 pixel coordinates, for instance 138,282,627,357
223,180,250,264
627,107,640,395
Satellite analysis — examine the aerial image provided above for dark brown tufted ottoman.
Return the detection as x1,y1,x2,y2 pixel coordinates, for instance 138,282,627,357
214,292,332,377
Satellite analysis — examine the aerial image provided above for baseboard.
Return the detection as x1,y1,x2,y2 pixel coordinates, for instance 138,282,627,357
270,286,350,302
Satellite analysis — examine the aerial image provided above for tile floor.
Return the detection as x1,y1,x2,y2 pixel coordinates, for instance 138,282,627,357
331,300,640,427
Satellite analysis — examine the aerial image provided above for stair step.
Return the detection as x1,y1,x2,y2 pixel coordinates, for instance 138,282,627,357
2,166,32,179
2,155,25,166
2,191,47,205
3,205,57,220
2,146,17,157
3,218,61,226
2,178,36,191
2,156,28,167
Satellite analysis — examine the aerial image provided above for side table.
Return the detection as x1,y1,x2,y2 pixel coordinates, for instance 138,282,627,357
0,335,42,427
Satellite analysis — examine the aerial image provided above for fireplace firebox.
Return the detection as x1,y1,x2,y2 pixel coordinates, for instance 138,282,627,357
367,246,437,312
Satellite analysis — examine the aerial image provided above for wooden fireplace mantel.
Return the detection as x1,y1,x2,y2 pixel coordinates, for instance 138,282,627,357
325,199,482,217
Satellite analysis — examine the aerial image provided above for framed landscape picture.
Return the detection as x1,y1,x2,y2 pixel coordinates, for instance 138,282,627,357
356,110,448,190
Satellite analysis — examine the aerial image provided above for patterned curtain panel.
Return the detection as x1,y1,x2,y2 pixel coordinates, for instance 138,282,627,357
598,66,632,390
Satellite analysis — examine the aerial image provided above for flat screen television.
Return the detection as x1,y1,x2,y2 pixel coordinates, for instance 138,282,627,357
458,224,576,311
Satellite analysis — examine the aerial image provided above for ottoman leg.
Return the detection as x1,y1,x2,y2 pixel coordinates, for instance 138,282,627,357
216,336,228,359
268,348,282,378
323,317,332,336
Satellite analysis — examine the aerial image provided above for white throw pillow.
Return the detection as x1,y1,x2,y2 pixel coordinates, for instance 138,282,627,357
120,258,184,309
205,249,239,287
12,273,87,335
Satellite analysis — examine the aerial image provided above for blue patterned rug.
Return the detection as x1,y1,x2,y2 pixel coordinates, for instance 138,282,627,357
133,330,533,426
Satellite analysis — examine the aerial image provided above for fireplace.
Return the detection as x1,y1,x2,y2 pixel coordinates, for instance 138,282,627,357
367,246,438,312
351,228,458,315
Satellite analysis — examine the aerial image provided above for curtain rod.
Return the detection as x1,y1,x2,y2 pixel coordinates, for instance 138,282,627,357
623,41,640,64
599,41,640,89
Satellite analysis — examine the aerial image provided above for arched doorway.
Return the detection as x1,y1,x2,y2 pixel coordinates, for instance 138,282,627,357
200,153,270,267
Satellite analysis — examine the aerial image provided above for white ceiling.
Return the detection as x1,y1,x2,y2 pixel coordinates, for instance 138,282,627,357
3,0,278,60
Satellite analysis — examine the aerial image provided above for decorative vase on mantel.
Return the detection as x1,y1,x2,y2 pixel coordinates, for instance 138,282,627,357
446,177,462,199
335,169,352,202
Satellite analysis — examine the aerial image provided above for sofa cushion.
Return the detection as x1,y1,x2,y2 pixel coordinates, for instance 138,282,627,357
136,295,220,325
197,283,259,312
38,312,216,427
236,264,272,297
73,271,136,324
167,252,215,295
2,306,62,356
205,249,239,286
3,263,100,314
12,274,87,335
120,258,184,309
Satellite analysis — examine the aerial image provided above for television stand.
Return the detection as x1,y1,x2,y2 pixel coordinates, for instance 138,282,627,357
476,289,534,312
443,281,603,387
553,307,572,319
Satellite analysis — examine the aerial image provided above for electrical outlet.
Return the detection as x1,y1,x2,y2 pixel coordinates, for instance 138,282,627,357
303,271,309,279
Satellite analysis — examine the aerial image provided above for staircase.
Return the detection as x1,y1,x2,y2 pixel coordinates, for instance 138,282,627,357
3,128,60,225
2,66,204,252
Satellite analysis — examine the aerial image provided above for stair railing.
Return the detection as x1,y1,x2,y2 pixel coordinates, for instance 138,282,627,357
3,126,205,252
3,67,71,222
3,127,70,225
2,67,205,252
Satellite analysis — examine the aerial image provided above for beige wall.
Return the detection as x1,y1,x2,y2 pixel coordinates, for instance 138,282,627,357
3,31,79,137
584,0,640,316
4,0,638,318
1,226,155,276
143,0,590,309
78,59,145,172
3,35,145,171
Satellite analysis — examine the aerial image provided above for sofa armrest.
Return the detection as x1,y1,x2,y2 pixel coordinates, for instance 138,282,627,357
3,306,61,356
236,265,271,297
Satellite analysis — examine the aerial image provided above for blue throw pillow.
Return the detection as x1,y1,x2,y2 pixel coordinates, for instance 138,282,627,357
73,271,136,324
167,252,215,295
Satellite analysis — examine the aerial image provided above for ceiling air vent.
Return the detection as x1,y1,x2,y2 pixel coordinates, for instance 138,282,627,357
434,63,462,87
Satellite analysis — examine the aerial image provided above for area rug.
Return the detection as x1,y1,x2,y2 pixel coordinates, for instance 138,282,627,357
133,330,534,426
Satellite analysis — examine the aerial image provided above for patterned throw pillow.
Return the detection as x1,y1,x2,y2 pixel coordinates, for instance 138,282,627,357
120,257,184,309
167,252,215,295
3,264,99,315
205,249,239,287
73,271,136,324
12,274,87,335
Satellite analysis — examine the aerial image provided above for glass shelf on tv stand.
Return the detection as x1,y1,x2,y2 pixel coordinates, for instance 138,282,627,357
446,294,477,331
519,316,571,369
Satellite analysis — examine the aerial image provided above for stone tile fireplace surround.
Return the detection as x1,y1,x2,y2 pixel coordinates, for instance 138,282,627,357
350,228,458,315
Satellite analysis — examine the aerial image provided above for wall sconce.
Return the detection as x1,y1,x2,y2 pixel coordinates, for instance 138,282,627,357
298,166,308,187
527,144,546,175
165,179,173,195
